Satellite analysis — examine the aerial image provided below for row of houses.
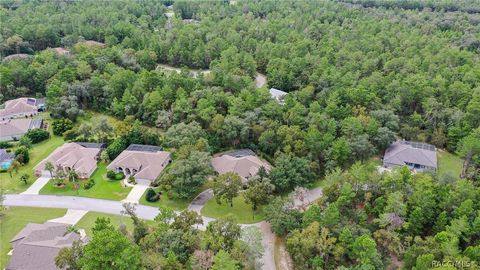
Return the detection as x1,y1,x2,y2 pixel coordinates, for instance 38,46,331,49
0,97,46,142
33,142,272,184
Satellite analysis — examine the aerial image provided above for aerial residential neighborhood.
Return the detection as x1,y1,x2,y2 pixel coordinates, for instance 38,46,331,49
1,1,480,270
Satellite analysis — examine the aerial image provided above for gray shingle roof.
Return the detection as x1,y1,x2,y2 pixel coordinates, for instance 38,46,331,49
383,140,437,169
7,222,85,270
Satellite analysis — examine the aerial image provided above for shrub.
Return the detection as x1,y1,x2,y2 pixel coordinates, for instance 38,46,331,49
115,172,125,180
84,179,95,189
0,141,12,148
145,188,160,202
52,118,74,136
14,146,30,164
128,175,136,184
63,128,78,141
24,128,50,143
107,170,117,179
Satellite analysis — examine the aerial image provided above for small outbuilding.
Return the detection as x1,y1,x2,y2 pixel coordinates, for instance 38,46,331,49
269,88,288,104
107,144,171,185
383,140,437,172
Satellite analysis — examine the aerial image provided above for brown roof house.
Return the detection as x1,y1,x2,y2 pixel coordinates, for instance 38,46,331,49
107,144,171,185
0,118,43,141
35,142,104,178
383,140,437,172
0,97,45,120
211,149,271,182
6,222,87,270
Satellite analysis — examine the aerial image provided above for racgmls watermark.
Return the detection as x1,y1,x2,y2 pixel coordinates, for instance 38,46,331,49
432,260,478,269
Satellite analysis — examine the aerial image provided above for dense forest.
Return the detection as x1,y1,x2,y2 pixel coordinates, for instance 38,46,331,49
1,0,480,269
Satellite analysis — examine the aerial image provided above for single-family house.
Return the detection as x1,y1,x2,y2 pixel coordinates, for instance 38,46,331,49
0,118,43,141
269,88,288,104
6,222,87,270
0,97,45,120
34,142,104,178
78,40,106,48
52,47,71,56
107,144,171,185
211,149,271,182
2,53,33,63
383,140,437,172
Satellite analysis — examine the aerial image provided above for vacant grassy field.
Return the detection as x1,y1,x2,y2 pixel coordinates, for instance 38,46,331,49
139,187,190,211
39,163,131,200
437,150,463,178
0,207,67,268
0,113,64,193
201,195,265,224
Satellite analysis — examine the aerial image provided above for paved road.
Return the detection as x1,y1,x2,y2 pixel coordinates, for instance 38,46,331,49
6,186,324,270
21,176,50,194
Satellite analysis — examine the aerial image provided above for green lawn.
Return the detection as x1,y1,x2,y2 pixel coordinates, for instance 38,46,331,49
201,195,265,224
75,211,134,236
139,187,191,211
437,150,463,178
39,163,131,201
0,117,64,193
0,207,67,268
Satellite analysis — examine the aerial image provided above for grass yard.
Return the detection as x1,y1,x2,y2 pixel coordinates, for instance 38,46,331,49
139,187,191,211
39,163,131,201
0,207,67,268
76,211,156,236
201,195,265,224
75,211,134,236
437,150,463,178
0,118,64,193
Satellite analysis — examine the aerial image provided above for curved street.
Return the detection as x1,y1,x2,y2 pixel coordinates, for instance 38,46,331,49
4,187,322,270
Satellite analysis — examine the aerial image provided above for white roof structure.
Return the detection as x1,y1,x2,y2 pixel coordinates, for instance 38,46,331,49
211,149,271,182
269,88,288,103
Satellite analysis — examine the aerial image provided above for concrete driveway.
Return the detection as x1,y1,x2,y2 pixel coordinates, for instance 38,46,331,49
48,209,88,225
123,184,149,204
21,177,50,195
188,188,213,213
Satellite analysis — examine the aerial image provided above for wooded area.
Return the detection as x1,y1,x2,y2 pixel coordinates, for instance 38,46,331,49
1,0,480,269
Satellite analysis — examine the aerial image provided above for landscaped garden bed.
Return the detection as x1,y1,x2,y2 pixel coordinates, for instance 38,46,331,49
39,163,131,201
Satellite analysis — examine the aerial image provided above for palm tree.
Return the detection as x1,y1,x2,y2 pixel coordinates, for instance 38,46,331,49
68,170,80,194
45,161,55,178
20,173,30,185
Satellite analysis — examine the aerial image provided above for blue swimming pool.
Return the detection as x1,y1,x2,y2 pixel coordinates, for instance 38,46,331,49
1,159,12,170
